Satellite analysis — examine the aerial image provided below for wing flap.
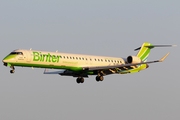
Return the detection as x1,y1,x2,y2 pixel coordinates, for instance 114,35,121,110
44,68,65,74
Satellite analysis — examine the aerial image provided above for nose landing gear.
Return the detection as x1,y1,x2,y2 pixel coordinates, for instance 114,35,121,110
10,65,15,74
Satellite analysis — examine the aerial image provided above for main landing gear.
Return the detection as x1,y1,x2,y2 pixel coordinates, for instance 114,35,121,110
76,75,104,84
10,65,15,74
96,75,104,82
76,77,84,84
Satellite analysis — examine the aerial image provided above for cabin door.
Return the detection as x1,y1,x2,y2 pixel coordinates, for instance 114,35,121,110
25,50,32,62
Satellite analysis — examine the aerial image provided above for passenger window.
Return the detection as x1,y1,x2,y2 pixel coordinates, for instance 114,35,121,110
82,58,84,60
79,57,81,60
76,57,78,60
105,60,107,62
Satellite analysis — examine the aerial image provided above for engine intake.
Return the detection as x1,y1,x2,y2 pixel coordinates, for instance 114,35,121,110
127,56,142,64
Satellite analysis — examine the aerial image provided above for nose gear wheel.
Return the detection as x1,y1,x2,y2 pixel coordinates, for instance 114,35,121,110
10,65,15,74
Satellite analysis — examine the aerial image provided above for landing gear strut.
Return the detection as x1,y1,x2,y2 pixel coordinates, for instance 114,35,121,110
76,77,84,84
10,65,15,74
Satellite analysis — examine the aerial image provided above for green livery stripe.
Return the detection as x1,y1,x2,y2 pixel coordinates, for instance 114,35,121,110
137,43,152,62
7,63,12,66
10,63,83,71
3,55,17,61
119,64,147,74
137,47,148,58
140,48,151,61
137,43,151,58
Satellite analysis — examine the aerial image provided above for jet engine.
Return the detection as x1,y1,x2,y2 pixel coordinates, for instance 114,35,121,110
127,56,142,64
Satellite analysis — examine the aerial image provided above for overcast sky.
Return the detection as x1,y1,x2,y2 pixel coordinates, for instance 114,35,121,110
0,0,180,120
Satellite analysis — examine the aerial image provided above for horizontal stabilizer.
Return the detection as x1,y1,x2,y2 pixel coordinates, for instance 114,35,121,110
134,47,141,51
135,44,177,51
145,45,177,49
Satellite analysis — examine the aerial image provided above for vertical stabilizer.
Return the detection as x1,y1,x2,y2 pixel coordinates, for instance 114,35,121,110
136,43,152,62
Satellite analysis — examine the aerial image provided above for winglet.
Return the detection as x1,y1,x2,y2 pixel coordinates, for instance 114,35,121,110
159,53,170,62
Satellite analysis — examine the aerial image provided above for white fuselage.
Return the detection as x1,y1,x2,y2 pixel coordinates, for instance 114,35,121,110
6,49,126,69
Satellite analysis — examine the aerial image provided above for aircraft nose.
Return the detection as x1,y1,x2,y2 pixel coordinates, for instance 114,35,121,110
2,54,16,66
2,58,8,66
2,55,11,63
2,57,7,63
3,56,8,62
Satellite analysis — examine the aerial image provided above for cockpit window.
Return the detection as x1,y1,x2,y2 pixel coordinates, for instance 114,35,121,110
9,52,23,55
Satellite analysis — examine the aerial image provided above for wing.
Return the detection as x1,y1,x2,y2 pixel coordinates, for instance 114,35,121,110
83,53,170,72
44,53,169,77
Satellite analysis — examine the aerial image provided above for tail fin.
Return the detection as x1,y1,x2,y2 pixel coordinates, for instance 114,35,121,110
135,43,176,62
136,43,152,62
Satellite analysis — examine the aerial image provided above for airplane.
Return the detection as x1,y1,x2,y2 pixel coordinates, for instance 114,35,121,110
2,43,176,84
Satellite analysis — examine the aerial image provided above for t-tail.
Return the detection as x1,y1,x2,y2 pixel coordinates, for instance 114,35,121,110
135,43,176,62
136,43,152,62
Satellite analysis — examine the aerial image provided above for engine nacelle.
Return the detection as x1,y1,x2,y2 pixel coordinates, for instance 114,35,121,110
127,56,142,64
